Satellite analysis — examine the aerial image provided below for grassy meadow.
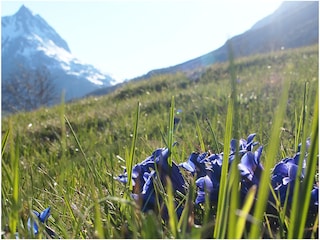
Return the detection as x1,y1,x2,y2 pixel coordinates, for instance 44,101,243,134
1,44,319,238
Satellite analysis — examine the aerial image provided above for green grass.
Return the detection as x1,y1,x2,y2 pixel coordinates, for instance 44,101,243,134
1,44,318,238
249,61,291,238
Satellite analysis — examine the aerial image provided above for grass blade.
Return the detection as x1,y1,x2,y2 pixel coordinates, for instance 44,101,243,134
205,118,221,153
227,42,241,238
127,102,140,191
194,113,206,152
292,91,318,238
235,185,257,239
227,157,240,238
1,129,10,158
8,121,20,237
311,213,319,239
93,189,105,238
167,96,175,167
62,191,84,238
214,96,233,238
165,177,178,238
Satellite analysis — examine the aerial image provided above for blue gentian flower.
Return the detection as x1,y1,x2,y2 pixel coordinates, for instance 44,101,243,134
194,154,223,205
270,141,308,205
132,171,157,212
27,207,55,237
237,146,263,201
195,175,214,205
268,138,315,211
271,161,290,188
132,169,184,220
272,163,299,204
28,207,50,235
229,133,259,163
271,141,307,189
195,165,221,205
117,148,164,192
286,152,306,176
270,158,303,205
206,154,223,184
154,148,186,195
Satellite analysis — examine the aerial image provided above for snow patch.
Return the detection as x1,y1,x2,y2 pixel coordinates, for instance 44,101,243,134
86,73,106,85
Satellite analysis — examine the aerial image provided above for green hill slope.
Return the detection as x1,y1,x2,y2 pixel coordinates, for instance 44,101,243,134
1,45,318,238
2,45,317,153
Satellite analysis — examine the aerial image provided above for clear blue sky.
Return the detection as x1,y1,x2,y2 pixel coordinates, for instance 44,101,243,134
1,0,283,82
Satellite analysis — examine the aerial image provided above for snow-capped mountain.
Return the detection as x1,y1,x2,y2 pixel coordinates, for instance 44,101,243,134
1,5,115,105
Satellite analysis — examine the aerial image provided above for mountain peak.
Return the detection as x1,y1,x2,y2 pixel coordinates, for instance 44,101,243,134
15,5,33,19
2,4,72,52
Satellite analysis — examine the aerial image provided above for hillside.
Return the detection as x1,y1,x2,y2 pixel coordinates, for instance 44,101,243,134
2,44,318,155
140,1,319,78
1,45,318,238
88,1,318,97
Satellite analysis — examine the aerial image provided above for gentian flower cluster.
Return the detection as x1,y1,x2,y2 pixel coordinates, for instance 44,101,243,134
179,133,264,205
117,134,318,221
117,147,186,218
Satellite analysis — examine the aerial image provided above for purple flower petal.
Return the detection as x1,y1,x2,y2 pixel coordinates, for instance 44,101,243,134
247,133,256,142
230,139,237,153
179,161,195,173
311,187,319,206
254,145,263,165
240,152,255,175
179,152,198,173
238,163,253,180
39,207,51,223
195,175,213,204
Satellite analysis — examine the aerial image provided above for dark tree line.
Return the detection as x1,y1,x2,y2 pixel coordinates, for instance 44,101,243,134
2,66,58,113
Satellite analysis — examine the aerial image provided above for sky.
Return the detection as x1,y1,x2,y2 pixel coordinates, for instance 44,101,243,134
1,0,284,82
